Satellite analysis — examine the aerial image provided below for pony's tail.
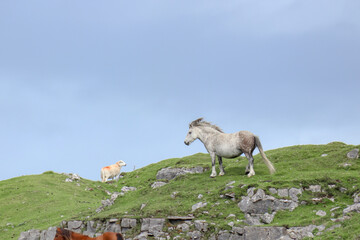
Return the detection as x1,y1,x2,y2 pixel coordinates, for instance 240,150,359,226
255,135,276,174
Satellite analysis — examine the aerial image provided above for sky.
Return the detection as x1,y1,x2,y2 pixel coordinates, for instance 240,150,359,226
1,1,359,181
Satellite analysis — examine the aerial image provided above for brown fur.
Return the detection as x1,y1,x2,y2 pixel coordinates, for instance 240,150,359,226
54,228,124,240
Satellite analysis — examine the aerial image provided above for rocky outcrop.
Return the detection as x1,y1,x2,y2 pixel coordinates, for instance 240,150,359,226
347,149,359,159
238,188,300,225
96,187,137,213
156,167,205,180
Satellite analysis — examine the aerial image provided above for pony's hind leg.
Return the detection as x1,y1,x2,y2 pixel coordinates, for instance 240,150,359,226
218,156,225,176
245,163,250,175
245,152,255,177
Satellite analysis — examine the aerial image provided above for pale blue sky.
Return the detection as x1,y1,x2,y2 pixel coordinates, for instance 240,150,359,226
1,1,359,181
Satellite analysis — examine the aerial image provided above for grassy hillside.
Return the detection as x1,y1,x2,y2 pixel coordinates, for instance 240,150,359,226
1,142,360,239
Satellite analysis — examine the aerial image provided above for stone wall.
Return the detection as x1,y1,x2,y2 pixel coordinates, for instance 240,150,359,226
18,217,325,240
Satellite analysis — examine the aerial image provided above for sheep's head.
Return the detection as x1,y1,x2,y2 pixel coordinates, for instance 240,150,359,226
117,160,127,167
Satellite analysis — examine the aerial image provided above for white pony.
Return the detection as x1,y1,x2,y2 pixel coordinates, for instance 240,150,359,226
184,118,275,178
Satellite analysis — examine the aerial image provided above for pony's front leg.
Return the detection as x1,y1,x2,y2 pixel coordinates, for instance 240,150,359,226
210,153,217,178
218,156,225,176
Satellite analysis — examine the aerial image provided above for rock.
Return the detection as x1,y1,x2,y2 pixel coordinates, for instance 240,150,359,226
121,186,137,193
64,173,81,182
239,196,297,215
331,216,351,222
156,167,204,180
347,149,359,159
140,203,146,210
247,187,256,197
67,220,83,233
317,225,326,232
289,188,302,202
121,218,137,228
269,188,277,195
244,214,263,225
198,194,203,199
227,214,236,219
277,189,289,198
353,193,360,203
225,192,236,201
342,163,352,167
18,229,41,240
134,231,148,240
191,202,207,212
105,221,121,233
218,231,232,240
171,192,179,199
316,210,327,217
83,221,97,237
232,226,245,235
343,203,360,215
287,225,316,239
306,185,321,192
321,154,328,157
151,182,167,189
111,192,122,201
141,218,165,235
244,227,287,239
326,224,341,232
340,187,347,193
251,189,266,202
176,223,190,232
238,196,252,213
260,212,276,224
187,230,202,239
227,181,236,186
194,220,208,232
39,227,57,240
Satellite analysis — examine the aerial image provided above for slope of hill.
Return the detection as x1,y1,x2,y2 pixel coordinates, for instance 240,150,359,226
1,142,360,239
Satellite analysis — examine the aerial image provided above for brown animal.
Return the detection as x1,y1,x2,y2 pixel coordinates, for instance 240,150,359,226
54,228,124,240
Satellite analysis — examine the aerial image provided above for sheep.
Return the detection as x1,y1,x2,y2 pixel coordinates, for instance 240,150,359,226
101,160,126,182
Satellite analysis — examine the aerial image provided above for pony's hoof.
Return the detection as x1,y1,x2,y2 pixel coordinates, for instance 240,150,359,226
245,171,250,175
219,172,225,176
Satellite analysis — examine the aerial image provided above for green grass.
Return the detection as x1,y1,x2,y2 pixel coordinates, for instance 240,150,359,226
1,142,360,239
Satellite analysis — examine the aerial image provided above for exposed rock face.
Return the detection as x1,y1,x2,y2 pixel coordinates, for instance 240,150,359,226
156,167,205,180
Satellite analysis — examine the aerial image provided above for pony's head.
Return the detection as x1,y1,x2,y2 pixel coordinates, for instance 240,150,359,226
54,228,71,240
116,160,127,167
184,118,203,145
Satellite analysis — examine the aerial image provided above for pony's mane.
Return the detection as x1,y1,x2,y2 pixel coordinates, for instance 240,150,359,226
57,228,71,240
189,118,224,133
